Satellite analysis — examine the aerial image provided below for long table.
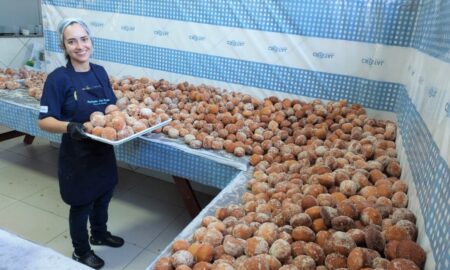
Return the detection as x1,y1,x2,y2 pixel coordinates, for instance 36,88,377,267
0,229,91,270
0,89,246,217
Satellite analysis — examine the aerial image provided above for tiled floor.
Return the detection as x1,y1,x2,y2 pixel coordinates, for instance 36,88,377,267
0,125,216,270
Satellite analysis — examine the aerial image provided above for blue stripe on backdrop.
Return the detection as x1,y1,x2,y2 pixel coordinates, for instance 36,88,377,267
45,30,399,111
43,0,417,47
412,0,450,63
395,87,450,269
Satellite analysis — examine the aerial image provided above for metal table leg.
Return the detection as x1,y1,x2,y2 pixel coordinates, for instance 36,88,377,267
173,176,202,218
0,130,34,145
23,134,35,145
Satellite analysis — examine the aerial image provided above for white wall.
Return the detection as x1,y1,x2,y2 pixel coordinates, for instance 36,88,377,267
0,37,44,69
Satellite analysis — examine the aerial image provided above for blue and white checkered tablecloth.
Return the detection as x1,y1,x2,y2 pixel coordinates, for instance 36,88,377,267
0,89,240,189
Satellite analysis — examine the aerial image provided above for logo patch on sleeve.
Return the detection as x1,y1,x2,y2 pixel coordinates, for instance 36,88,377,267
39,106,48,113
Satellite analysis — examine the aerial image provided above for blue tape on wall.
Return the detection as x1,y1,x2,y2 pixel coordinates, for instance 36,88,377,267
395,87,450,269
43,0,417,47
412,0,450,63
45,30,399,112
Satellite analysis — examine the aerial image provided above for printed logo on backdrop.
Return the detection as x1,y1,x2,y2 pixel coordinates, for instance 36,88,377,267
419,76,424,85
189,34,205,42
408,65,416,76
227,40,245,47
154,30,169,36
121,25,135,32
43,18,50,29
428,87,437,97
445,102,450,118
361,57,384,66
90,21,104,28
313,51,334,59
268,46,287,53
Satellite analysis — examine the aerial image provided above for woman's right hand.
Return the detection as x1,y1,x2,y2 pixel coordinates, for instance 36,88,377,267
67,122,87,140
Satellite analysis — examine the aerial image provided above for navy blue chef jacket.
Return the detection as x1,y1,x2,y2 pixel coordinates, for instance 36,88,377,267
39,62,118,206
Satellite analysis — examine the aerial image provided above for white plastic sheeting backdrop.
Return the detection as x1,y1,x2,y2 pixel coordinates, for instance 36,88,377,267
41,1,449,269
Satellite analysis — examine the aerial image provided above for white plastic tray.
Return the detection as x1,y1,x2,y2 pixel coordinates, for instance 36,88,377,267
85,118,171,146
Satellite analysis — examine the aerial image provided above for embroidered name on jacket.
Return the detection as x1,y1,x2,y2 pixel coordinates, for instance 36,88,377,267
81,84,102,91
87,98,110,106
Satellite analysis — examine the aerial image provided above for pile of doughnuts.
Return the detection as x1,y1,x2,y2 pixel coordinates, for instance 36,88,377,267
0,68,24,90
0,67,46,100
83,102,169,141
100,76,427,270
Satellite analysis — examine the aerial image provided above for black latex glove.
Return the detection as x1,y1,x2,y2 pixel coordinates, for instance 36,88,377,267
67,122,88,140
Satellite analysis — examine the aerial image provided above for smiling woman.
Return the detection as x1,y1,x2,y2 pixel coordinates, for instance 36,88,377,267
37,18,124,270
58,19,92,70
62,26,92,70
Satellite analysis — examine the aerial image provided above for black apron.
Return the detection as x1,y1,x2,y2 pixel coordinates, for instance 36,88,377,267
58,62,118,206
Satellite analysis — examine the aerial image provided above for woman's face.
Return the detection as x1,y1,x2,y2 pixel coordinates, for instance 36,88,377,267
63,23,92,65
